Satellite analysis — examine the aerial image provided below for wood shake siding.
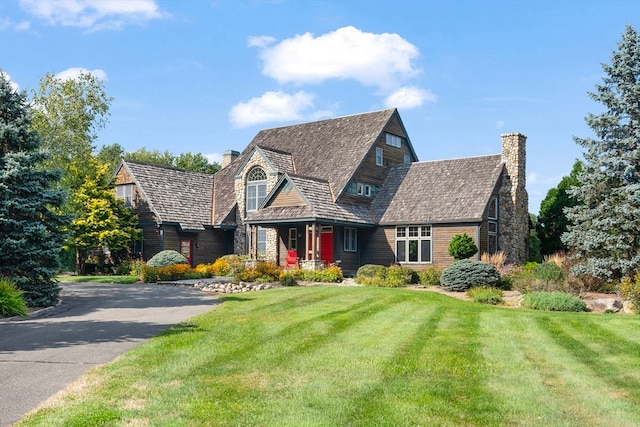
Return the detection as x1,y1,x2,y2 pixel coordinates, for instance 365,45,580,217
432,224,479,267
270,185,305,207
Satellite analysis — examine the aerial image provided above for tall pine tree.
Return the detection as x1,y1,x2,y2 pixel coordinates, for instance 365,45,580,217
562,25,640,281
0,72,70,306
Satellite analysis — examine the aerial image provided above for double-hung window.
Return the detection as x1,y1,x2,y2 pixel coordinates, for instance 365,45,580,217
246,167,267,212
395,225,432,263
344,228,357,252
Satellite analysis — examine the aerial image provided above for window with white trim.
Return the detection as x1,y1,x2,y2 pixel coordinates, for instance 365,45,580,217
116,184,134,207
376,147,383,166
395,225,432,263
385,133,402,148
246,167,267,212
344,227,357,252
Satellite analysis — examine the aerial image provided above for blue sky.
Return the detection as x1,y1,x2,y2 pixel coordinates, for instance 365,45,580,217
1,0,638,214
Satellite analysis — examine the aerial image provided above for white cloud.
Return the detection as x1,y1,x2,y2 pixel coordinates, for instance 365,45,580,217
255,26,420,88
496,120,505,129
229,91,315,128
55,67,108,81
205,153,222,164
1,72,20,92
0,17,31,31
384,86,436,109
247,35,276,48
19,0,166,30
528,172,538,184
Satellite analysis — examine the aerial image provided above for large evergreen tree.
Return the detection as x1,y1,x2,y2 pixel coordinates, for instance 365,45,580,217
562,25,640,281
537,160,582,256
0,72,69,306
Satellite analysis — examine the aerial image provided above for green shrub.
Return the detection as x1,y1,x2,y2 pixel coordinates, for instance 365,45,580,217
466,286,504,305
0,278,28,317
448,233,478,260
355,264,387,283
440,259,500,292
387,265,418,284
147,250,188,267
522,291,587,312
219,254,248,276
356,264,413,287
279,272,299,287
235,261,282,282
418,265,443,287
619,272,640,314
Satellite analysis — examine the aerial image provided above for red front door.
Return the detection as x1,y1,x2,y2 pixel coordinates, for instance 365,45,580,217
320,228,333,265
308,227,334,265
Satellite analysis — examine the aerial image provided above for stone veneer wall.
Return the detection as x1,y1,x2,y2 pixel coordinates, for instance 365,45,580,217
233,153,281,263
499,133,529,264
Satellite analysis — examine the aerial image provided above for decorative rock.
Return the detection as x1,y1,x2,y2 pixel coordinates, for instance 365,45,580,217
588,298,623,313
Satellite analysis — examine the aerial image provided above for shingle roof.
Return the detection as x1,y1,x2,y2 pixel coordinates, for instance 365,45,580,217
121,160,213,231
247,174,375,225
372,155,504,224
212,109,397,226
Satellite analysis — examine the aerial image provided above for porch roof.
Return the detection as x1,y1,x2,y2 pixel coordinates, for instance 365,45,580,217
246,174,375,226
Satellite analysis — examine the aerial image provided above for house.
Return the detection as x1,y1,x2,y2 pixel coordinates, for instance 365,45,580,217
114,108,528,273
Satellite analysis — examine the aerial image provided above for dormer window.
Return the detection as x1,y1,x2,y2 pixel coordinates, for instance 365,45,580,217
246,167,267,212
385,133,402,148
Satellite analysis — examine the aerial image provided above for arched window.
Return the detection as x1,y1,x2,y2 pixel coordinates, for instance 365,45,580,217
246,167,267,212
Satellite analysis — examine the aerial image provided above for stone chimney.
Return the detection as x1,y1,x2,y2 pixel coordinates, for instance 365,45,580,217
499,133,528,264
221,150,239,169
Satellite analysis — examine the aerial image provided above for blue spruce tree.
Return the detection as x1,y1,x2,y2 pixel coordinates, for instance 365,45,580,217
562,25,640,282
0,72,70,306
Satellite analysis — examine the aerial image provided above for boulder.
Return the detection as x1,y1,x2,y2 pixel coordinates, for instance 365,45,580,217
588,298,623,313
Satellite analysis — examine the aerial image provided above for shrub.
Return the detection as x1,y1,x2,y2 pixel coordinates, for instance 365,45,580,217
355,264,387,283
219,254,248,276
448,233,478,260
312,265,343,283
279,272,299,287
147,250,188,267
387,265,418,284
356,264,413,287
466,286,504,305
0,279,28,317
619,272,640,314
522,291,587,312
235,261,282,282
440,259,500,292
418,265,443,287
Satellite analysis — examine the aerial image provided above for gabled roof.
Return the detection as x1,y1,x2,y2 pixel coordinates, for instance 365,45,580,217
372,155,504,224
117,160,213,231
212,109,400,226
246,173,375,226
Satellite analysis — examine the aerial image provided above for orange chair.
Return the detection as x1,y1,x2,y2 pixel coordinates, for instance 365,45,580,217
285,250,298,269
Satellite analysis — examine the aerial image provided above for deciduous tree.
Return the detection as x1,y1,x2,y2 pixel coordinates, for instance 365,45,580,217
562,25,640,281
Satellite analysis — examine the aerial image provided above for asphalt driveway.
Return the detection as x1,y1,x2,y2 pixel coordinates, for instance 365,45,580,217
0,282,220,426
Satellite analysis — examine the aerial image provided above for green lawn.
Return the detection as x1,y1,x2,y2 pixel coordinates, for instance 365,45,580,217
56,275,140,284
18,286,640,426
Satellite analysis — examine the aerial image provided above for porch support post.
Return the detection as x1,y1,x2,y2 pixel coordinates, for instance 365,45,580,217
311,223,317,261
